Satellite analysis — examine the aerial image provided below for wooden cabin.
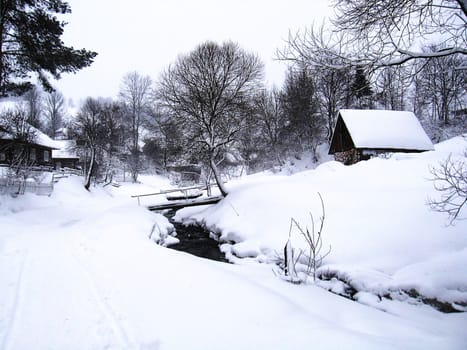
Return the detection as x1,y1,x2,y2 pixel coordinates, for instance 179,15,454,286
329,109,434,164
0,125,58,169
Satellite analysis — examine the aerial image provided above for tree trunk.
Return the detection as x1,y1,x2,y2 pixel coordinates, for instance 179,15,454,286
131,170,138,183
130,147,139,183
210,156,228,197
84,147,95,191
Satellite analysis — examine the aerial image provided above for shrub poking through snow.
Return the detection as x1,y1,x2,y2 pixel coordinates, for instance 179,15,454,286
275,193,331,283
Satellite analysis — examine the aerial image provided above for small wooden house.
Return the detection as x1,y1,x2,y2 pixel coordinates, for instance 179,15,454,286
329,109,434,164
0,125,58,169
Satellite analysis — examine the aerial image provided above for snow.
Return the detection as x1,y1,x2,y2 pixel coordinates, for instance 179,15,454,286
339,109,435,151
0,136,466,349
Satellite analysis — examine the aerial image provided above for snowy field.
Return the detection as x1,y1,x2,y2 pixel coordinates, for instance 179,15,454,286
0,137,466,349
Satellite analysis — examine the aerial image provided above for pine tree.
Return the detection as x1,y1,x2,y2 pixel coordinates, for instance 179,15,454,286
281,66,324,159
351,66,373,108
0,0,97,96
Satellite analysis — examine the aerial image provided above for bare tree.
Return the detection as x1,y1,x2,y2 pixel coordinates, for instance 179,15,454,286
73,98,104,190
417,49,466,125
119,71,153,183
254,88,288,167
375,65,410,111
157,41,264,197
278,1,466,72
23,87,43,130
44,90,66,137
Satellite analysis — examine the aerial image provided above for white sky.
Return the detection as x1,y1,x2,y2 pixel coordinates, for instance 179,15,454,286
55,0,331,105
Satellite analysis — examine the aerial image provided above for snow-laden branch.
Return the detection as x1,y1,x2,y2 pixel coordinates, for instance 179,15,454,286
277,1,467,73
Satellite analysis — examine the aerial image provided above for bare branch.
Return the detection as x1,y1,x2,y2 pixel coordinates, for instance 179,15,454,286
278,1,467,73
428,152,467,224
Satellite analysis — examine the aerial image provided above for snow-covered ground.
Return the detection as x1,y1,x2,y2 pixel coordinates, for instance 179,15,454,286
0,137,466,349
178,136,467,307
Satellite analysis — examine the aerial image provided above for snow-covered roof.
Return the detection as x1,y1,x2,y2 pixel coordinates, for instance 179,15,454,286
339,109,434,151
0,123,59,149
34,127,60,149
52,140,79,159
0,98,60,149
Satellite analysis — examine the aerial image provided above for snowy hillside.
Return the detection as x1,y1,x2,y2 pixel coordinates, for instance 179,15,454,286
0,137,466,349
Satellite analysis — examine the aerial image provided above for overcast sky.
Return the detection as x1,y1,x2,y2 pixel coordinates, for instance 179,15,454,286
55,0,331,105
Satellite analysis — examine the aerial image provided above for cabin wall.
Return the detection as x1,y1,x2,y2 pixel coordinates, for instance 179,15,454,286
335,148,426,165
329,116,355,154
0,140,54,167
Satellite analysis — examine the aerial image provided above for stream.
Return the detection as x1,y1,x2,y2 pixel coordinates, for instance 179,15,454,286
163,210,229,263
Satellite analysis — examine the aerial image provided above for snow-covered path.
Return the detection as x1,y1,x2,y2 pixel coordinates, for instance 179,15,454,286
0,174,466,349
0,206,139,349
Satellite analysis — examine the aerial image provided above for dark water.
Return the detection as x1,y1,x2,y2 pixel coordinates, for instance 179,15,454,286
164,210,228,263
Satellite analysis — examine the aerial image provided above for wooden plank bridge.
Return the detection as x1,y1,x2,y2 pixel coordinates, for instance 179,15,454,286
147,195,223,211
131,183,223,211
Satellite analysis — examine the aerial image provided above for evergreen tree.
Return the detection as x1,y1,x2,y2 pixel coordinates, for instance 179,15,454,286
351,66,374,108
0,0,97,96
281,66,324,159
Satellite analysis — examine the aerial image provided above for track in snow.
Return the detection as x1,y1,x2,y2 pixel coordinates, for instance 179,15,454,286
0,232,139,350
0,251,28,350
70,251,136,348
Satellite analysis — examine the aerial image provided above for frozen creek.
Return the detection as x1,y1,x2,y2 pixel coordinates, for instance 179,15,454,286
163,209,228,263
